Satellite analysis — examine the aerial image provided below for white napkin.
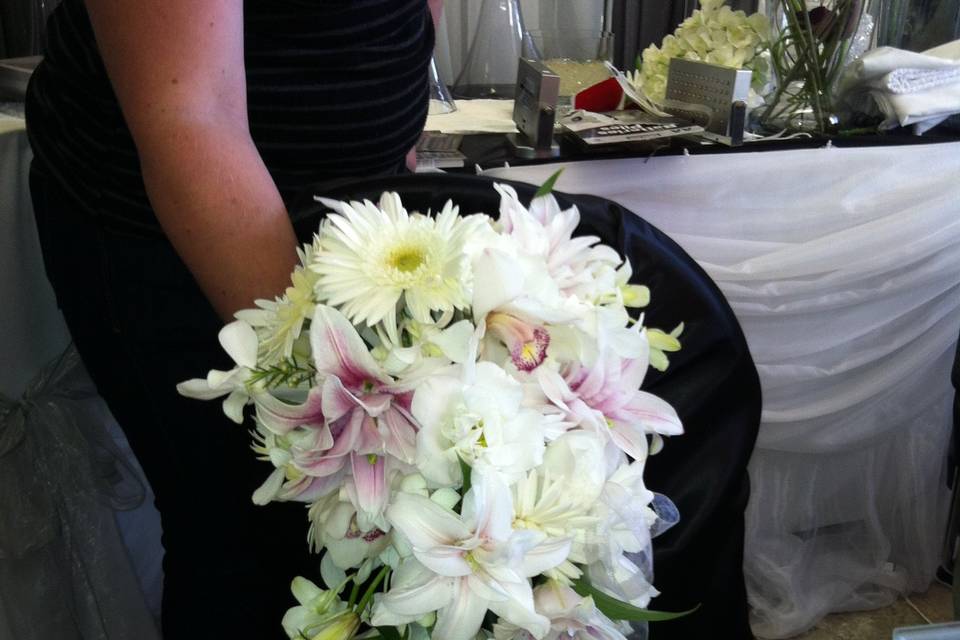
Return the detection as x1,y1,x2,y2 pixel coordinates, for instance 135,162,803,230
839,40,960,133
424,99,518,134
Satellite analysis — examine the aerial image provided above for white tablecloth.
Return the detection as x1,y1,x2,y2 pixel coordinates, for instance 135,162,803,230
0,112,70,399
486,142,960,638
0,114,163,637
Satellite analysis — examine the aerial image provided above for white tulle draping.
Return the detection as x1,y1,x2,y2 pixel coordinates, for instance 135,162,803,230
486,141,960,638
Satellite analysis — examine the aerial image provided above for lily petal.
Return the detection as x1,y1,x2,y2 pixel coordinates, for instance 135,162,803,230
310,304,386,388
434,577,489,640
387,492,471,550
378,560,454,618
518,536,572,577
624,392,684,436
472,249,524,320
219,320,259,369
350,452,387,518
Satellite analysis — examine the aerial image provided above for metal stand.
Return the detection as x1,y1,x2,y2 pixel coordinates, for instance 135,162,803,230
506,132,561,159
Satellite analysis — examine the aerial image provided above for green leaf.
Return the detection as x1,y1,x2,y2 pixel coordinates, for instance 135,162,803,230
533,168,564,199
458,455,472,498
571,576,699,622
375,627,402,640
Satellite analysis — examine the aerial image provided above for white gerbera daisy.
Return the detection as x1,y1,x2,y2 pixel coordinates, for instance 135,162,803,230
311,192,481,330
236,243,320,364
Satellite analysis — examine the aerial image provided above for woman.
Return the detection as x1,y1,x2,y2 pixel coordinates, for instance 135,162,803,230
25,0,439,636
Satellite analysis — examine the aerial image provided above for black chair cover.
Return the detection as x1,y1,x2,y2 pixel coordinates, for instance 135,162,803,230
291,173,762,639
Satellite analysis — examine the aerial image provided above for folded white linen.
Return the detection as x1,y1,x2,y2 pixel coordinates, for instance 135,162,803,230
839,39,960,132
423,98,518,134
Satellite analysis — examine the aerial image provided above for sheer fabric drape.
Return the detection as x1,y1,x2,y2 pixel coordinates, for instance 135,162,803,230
485,141,960,638
2,118,163,638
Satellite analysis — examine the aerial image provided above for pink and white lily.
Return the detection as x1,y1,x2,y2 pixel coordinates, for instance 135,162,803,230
248,305,419,519
371,472,571,640
536,343,682,463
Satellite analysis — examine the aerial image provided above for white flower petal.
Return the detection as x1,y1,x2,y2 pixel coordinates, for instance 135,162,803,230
310,304,385,384
434,578,490,640
378,561,454,618
252,467,285,505
387,492,472,549
218,320,259,369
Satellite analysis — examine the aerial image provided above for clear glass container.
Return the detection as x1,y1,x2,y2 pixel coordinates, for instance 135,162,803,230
428,56,456,115
527,29,614,105
452,0,536,99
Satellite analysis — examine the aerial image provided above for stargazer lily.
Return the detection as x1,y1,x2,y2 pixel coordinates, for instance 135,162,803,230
536,338,682,463
306,304,419,520
371,472,571,640
246,305,420,517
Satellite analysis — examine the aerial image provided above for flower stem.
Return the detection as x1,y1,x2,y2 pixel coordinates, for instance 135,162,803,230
356,565,391,615
347,577,362,610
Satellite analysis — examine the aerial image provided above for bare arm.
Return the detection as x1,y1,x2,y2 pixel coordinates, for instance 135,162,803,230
85,0,298,321
428,0,443,28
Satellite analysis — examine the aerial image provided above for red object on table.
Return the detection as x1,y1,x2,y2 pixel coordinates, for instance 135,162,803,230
572,77,624,112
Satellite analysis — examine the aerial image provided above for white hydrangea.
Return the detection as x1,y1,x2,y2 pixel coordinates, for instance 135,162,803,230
637,0,771,102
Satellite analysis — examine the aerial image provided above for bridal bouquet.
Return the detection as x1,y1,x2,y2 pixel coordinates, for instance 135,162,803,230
178,177,686,640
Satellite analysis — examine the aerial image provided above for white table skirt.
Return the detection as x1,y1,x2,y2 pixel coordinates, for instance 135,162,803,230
486,142,960,638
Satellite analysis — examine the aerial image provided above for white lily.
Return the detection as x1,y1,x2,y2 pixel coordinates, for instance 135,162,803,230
371,472,571,640
493,184,622,303
535,342,682,464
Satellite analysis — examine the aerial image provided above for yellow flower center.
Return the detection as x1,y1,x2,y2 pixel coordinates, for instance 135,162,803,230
464,551,481,572
387,245,426,273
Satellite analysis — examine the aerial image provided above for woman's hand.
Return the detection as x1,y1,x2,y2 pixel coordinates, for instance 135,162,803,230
85,0,299,321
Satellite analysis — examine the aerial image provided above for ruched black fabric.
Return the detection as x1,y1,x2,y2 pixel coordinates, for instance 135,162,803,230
291,173,762,640
25,0,433,232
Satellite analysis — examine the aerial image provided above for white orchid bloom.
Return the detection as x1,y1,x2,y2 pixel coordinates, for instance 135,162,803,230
176,320,260,423
413,362,546,487
492,581,630,640
371,472,571,640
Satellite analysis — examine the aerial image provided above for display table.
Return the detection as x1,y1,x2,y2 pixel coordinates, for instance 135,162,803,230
486,141,960,638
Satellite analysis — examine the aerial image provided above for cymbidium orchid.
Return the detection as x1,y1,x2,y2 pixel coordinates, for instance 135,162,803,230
371,472,571,640
307,490,392,577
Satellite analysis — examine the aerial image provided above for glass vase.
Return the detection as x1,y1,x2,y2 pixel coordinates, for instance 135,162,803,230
758,0,880,133
452,0,536,99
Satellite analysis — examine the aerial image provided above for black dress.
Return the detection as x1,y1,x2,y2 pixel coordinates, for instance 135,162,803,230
25,1,433,637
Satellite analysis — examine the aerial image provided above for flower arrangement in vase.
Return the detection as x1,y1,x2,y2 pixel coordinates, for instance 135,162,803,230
759,0,877,133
